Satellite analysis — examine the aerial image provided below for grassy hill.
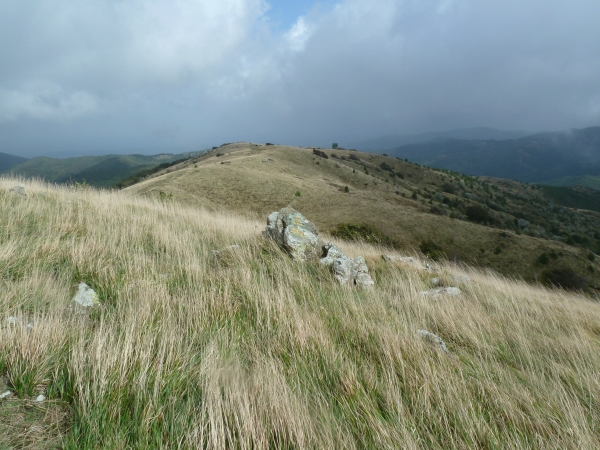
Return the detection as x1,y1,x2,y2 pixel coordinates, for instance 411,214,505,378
384,126,600,189
3,151,204,188
124,143,600,290
1,178,600,448
0,151,28,172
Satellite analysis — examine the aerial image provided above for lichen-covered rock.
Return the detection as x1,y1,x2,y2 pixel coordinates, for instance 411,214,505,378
8,185,26,197
264,207,322,261
320,243,374,288
417,329,450,353
71,283,100,309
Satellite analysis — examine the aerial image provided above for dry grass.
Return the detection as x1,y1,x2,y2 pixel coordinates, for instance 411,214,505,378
1,177,600,449
124,143,600,285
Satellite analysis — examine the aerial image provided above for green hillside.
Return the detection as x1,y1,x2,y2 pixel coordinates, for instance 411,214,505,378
4,151,205,188
0,152,28,172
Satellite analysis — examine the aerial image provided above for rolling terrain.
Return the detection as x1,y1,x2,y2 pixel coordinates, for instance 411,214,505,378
124,143,600,290
346,127,531,152
0,152,28,172
384,126,600,189
1,177,600,448
1,151,205,187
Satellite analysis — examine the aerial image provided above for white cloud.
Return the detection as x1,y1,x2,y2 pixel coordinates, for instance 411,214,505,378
0,85,98,122
2,0,600,155
284,17,314,52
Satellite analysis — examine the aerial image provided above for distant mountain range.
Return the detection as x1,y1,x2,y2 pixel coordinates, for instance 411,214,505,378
0,152,28,172
346,127,532,152
368,126,600,189
0,151,205,187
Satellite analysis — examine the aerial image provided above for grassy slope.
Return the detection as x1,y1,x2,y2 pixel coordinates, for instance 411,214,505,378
1,178,600,448
125,143,600,286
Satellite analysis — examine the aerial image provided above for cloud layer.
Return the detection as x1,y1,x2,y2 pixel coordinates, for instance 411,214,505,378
1,0,600,156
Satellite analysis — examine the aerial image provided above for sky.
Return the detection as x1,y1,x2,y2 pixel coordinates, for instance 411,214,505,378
1,0,600,157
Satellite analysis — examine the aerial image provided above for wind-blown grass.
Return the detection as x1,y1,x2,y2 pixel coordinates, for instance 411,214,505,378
1,177,600,449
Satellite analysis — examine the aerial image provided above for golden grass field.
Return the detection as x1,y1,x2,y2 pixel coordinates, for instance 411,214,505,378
1,177,600,448
124,143,600,286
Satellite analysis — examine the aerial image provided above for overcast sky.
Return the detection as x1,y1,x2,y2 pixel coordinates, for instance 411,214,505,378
1,0,600,157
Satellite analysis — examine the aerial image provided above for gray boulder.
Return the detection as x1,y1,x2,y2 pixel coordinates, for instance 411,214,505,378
265,207,322,261
320,243,374,288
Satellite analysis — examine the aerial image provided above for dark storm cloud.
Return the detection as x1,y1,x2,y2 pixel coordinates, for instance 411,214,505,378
1,0,599,156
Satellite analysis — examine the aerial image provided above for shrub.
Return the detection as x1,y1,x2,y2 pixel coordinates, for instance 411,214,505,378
466,204,490,224
379,162,393,172
537,253,550,265
588,252,596,262
332,223,396,247
442,183,457,194
344,186,349,193
313,149,329,159
158,191,172,201
295,191,301,197
542,267,588,291
419,240,445,260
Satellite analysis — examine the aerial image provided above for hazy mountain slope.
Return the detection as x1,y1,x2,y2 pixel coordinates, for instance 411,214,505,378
124,143,600,287
346,127,530,152
5,152,203,187
2,178,600,448
543,175,600,190
387,126,600,187
0,151,28,172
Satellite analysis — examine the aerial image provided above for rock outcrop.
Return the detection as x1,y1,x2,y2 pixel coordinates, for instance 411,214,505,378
265,207,322,261
264,208,375,287
320,243,374,288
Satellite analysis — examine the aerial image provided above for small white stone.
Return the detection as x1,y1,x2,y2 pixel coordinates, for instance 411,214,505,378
72,283,100,308
34,394,45,402
7,316,17,325
27,323,33,329
0,391,11,400
431,278,441,286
